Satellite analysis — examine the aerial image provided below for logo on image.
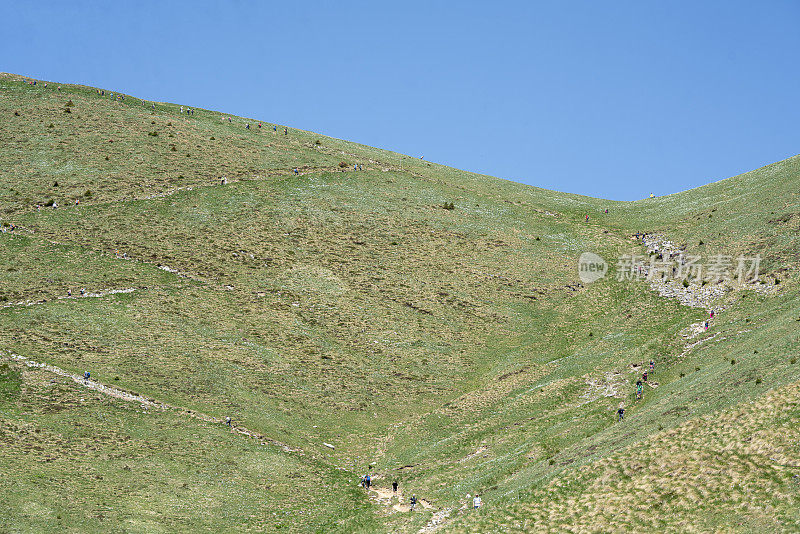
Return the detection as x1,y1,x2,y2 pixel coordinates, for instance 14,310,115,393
578,252,608,283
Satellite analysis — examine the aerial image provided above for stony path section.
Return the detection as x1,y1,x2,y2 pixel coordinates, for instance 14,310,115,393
1,287,137,310
9,350,159,407
640,233,777,309
419,508,452,533
640,234,728,309
3,350,302,454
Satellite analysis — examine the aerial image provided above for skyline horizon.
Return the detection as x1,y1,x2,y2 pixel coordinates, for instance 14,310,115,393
10,68,796,203
3,1,798,202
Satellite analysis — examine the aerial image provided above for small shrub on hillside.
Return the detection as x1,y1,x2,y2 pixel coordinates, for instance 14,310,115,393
695,367,700,371
65,100,74,107
148,131,158,137
315,139,322,146
680,372,685,377
105,155,109,160
167,122,172,126
442,202,455,210
756,378,762,384
682,279,690,288
48,123,54,128
698,240,704,245
170,146,177,151
84,190,92,198
791,358,797,364
731,359,736,365
151,120,156,125
339,161,348,168
14,111,20,116
63,107,71,113
52,181,58,187
210,136,215,140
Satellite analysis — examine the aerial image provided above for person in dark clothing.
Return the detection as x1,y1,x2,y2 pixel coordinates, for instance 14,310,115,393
617,407,625,422
392,481,398,493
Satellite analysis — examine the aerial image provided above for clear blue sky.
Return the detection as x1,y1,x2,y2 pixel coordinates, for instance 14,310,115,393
2,1,798,200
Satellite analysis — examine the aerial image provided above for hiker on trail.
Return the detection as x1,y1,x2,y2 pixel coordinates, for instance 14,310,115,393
258,123,261,128
284,127,288,135
361,473,371,490
605,208,609,214
410,495,417,511
710,310,715,319
642,371,648,383
67,289,72,297
246,123,250,129
704,320,709,331
152,103,155,110
84,371,90,380
617,406,625,422
180,106,184,114
293,168,298,175
80,288,86,296
221,177,227,185
650,360,655,373
473,494,482,509
354,164,358,171
585,214,589,222
636,380,643,400
226,416,231,427
191,108,194,115
228,117,232,123
392,481,398,493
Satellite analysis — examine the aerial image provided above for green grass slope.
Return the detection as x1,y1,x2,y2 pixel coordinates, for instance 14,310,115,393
1,73,798,532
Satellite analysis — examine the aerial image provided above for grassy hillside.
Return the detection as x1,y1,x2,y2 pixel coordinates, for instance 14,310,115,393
1,73,798,532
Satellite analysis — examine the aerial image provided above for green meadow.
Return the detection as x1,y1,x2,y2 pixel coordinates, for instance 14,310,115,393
1,72,798,532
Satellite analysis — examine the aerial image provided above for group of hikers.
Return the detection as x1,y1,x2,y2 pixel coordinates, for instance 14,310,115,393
360,471,482,513
237,119,287,136
619,359,657,421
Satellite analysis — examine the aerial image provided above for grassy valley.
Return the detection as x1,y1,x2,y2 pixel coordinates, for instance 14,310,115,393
1,72,798,532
